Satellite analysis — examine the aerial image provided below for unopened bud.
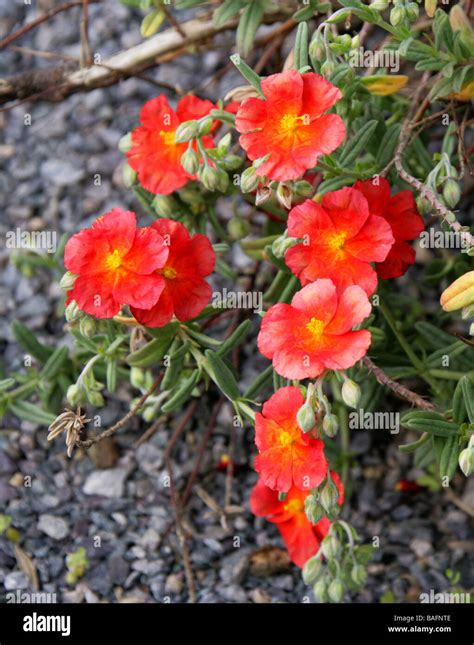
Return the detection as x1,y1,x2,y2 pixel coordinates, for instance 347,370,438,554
341,379,361,409
59,272,77,291
87,390,104,407
440,271,474,312
122,163,137,188
320,60,336,77
351,35,360,49
130,367,147,390
181,148,199,175
79,317,96,339
240,166,260,193
65,300,83,323
459,447,474,477
323,413,339,438
216,167,230,193
390,5,405,26
304,496,325,524
217,132,232,154
321,534,341,560
66,384,81,406
293,180,313,198
142,404,156,423
320,478,340,513
424,0,437,18
302,556,323,585
221,155,243,171
405,2,419,20
152,195,178,218
297,402,317,433
198,116,213,136
118,132,132,153
174,120,199,143
442,179,461,209
328,579,344,602
199,165,219,191
351,564,368,586
227,215,250,240
313,578,328,602
271,234,298,259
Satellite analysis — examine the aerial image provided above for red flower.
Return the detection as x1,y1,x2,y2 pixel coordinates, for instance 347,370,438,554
353,178,425,279
258,279,371,379
285,187,394,296
235,70,346,182
131,219,215,327
254,387,327,493
250,473,344,567
127,94,216,195
64,209,168,318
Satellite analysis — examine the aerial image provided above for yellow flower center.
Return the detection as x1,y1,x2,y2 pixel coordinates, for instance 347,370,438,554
278,430,294,446
306,317,325,338
105,249,122,271
160,130,176,147
161,266,177,279
328,231,347,251
279,113,306,135
284,499,304,514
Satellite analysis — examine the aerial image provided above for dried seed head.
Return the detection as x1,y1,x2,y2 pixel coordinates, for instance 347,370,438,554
47,407,90,458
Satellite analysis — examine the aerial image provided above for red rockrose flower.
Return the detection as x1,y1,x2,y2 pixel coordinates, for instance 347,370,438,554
254,386,327,493
250,473,344,567
258,279,371,379
131,219,215,327
127,94,216,195
285,187,394,296
235,70,346,182
64,209,168,318
354,178,425,280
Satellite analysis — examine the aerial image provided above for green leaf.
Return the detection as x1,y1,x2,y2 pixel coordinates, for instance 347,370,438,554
203,350,240,401
106,358,117,394
439,434,460,482
317,175,355,194
243,364,273,400
401,411,459,437
161,370,200,412
40,346,69,382
376,123,401,169
339,120,378,167
9,400,56,426
140,9,165,38
236,0,265,58
161,343,188,391
12,320,53,364
230,54,264,97
0,378,15,392
460,376,474,423
127,324,178,367
452,377,467,424
294,21,309,71
433,8,454,51
214,0,245,28
414,322,456,349
217,320,252,357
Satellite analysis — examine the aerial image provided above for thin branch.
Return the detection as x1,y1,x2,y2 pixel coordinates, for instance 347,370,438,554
76,374,163,448
80,0,93,67
363,357,435,411
0,0,102,50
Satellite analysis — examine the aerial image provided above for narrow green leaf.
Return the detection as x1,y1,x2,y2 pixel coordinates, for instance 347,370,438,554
294,21,309,71
236,0,265,58
161,370,200,412
217,320,252,357
9,400,56,426
214,0,245,28
204,350,240,401
12,320,53,364
40,346,69,382
339,120,378,167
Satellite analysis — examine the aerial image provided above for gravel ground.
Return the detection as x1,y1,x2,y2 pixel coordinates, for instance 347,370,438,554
0,0,473,604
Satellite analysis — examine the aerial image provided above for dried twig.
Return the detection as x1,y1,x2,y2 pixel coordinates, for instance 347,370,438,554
363,357,435,411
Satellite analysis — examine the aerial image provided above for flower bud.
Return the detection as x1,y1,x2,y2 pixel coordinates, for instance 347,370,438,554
118,132,132,153
405,2,419,20
297,402,317,434
227,215,250,240
293,181,313,198
271,234,298,259
351,35,360,49
59,271,77,291
79,317,96,338
390,5,405,26
199,165,219,191
240,166,260,193
351,564,368,586
440,271,474,312
320,60,336,78
369,0,389,10
320,478,340,513
216,167,230,193
181,148,199,175
302,556,323,585
313,578,328,602
424,0,437,18
174,120,199,143
304,496,325,524
323,413,339,438
142,404,156,423
67,384,82,406
416,195,432,216
65,300,83,323
328,579,344,602
459,447,474,477
217,132,232,154
442,179,461,209
122,163,137,188
341,379,361,409
321,534,341,560
152,195,178,218
87,390,104,407
198,116,213,136
221,155,243,171
130,367,147,390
